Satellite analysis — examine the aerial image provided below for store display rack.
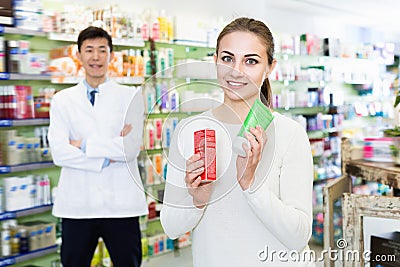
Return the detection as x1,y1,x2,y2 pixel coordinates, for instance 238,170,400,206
0,162,55,174
0,205,53,221
0,73,51,81
0,26,46,37
0,119,50,127
323,137,400,267
0,245,58,267
50,75,144,85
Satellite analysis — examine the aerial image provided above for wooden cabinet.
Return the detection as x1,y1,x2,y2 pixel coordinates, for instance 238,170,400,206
323,137,400,267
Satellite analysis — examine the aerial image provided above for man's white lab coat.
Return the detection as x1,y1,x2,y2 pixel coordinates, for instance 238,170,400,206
48,79,148,218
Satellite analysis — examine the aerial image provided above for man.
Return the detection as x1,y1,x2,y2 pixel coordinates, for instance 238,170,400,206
48,26,147,267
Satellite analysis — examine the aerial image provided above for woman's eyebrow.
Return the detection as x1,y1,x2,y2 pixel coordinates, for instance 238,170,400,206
244,53,261,58
221,50,261,58
221,50,234,56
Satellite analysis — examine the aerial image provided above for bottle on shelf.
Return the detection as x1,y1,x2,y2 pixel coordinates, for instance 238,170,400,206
145,120,155,150
327,93,341,129
144,83,156,114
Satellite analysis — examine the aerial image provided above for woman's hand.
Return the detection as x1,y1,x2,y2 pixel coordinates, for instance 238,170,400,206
185,154,213,209
236,125,267,190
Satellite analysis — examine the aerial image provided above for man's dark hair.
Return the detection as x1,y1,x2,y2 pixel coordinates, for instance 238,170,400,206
77,26,113,53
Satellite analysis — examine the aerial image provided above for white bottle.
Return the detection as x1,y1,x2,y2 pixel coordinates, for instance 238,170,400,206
162,156,168,181
166,48,174,76
157,48,166,77
35,175,44,206
0,186,3,213
145,156,154,185
152,153,162,184
154,118,163,149
145,120,155,150
143,50,152,77
162,119,172,148
154,83,161,113
160,81,169,113
133,15,143,41
169,80,179,113
144,83,155,114
43,174,51,205
135,49,143,77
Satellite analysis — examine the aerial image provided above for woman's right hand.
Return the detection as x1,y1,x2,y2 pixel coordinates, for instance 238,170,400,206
185,154,213,209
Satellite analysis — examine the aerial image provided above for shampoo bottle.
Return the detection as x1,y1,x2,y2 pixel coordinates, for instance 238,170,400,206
232,99,274,157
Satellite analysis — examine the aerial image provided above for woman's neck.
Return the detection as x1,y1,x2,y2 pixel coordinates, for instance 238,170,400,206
213,97,257,124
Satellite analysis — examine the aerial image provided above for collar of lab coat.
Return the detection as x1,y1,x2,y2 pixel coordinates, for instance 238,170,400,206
77,78,119,97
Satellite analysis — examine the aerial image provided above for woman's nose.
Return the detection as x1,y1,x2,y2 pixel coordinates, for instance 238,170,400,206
231,61,244,77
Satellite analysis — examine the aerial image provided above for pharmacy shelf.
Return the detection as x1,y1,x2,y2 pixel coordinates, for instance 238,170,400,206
307,128,340,139
0,162,55,174
172,39,211,48
0,118,50,127
0,27,46,37
0,73,52,81
147,217,161,223
0,245,58,266
313,175,341,185
0,205,53,221
145,111,200,120
51,75,144,85
275,106,326,115
48,32,145,47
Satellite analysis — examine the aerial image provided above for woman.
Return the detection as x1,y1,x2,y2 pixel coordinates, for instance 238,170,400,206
161,17,315,266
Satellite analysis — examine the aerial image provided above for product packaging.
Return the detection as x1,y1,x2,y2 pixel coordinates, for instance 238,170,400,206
194,129,216,182
232,99,274,157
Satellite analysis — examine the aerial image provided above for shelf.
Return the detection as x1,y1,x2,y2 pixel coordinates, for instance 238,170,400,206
47,32,145,47
344,79,372,85
313,175,341,184
0,205,53,221
145,111,200,119
313,204,324,213
307,128,339,139
1,27,46,37
0,118,50,127
141,148,165,155
145,182,166,188
172,39,211,48
275,106,326,115
344,159,400,189
0,162,55,174
0,245,58,266
307,130,328,139
147,217,160,223
0,73,52,81
51,75,144,85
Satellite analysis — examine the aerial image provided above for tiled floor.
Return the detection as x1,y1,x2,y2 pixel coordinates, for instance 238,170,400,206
142,241,329,267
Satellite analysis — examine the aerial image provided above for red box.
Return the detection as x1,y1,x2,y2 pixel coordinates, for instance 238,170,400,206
34,102,50,118
15,85,34,119
194,129,216,182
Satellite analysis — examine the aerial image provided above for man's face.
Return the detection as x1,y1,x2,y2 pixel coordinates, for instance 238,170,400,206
77,37,113,82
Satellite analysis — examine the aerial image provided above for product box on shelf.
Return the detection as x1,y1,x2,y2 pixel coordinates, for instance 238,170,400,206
300,33,320,56
21,220,56,251
34,102,50,118
0,36,5,73
363,137,396,163
323,38,341,57
0,129,45,165
15,85,35,119
0,0,13,26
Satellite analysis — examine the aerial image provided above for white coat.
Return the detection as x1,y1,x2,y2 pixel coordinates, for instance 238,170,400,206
48,79,148,218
